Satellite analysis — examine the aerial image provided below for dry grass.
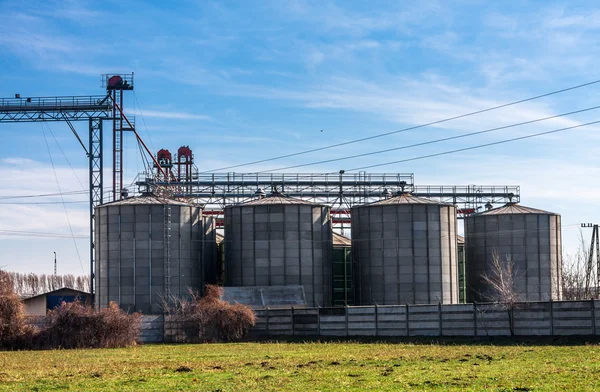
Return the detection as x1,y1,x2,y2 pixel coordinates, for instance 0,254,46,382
0,339,599,391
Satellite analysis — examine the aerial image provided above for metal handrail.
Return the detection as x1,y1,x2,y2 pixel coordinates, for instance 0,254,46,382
0,95,110,110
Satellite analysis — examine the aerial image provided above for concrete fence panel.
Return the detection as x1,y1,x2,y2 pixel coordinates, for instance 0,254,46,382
513,302,552,336
408,305,440,336
139,315,164,343
376,305,407,337
475,304,511,336
347,306,377,336
441,304,475,336
552,301,594,335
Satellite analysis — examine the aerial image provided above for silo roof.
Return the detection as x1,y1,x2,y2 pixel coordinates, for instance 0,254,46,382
333,232,351,247
355,192,454,207
234,193,318,206
477,203,557,216
96,195,195,208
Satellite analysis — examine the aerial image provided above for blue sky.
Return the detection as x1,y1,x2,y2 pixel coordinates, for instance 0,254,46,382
0,0,599,275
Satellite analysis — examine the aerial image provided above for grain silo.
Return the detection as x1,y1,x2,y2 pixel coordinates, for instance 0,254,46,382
224,192,333,307
95,195,217,314
465,203,562,302
351,192,459,305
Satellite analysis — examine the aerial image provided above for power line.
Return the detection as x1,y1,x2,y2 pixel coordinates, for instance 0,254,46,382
255,104,600,173
347,119,600,172
203,78,600,172
133,91,156,153
41,125,86,274
45,123,86,190
0,229,87,239
0,187,113,201
0,201,88,205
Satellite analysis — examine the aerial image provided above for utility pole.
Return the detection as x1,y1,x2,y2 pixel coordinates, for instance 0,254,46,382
54,251,57,276
581,223,599,298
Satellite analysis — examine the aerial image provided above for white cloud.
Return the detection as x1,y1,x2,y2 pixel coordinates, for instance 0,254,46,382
140,110,212,121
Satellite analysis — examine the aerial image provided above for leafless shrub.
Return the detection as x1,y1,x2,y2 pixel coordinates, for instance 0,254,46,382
0,271,28,348
164,285,256,342
43,301,141,349
562,230,595,300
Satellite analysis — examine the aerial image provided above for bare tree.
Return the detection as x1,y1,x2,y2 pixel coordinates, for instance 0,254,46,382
480,250,520,336
8,272,90,296
562,230,595,300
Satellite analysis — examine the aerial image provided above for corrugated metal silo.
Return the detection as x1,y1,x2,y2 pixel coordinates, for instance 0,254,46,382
224,192,333,307
95,195,217,314
465,203,562,302
351,192,459,305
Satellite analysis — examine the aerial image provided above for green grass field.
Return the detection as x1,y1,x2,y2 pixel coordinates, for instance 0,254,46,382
0,339,599,391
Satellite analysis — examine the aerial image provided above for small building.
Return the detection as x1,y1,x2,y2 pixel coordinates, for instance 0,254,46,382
21,288,91,316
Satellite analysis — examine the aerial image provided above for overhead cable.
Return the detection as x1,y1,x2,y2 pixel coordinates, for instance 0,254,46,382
347,119,600,171
203,78,600,172
255,104,600,173
41,124,86,274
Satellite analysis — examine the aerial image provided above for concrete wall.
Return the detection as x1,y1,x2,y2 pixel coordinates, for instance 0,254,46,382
27,301,600,342
251,300,600,338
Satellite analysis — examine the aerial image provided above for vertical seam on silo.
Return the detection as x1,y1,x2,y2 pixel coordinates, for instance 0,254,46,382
483,215,488,303
145,211,150,311
397,205,401,306
323,207,328,306
253,207,257,287
297,206,301,293
178,207,182,298
352,209,359,305
556,215,561,298
509,214,514,300
283,206,287,286
425,204,431,304
441,206,447,305
537,215,541,301
238,208,241,286
224,208,229,285
311,206,316,306
367,206,372,305
268,206,272,287
524,215,528,302
453,206,457,304
379,206,384,305
411,205,416,303
118,206,122,306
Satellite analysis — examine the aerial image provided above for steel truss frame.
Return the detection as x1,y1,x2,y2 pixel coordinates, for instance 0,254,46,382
144,172,520,228
0,94,112,295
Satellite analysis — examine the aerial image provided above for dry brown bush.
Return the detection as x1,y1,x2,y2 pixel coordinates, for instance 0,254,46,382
44,301,141,349
0,271,29,348
165,285,256,342
0,269,140,350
